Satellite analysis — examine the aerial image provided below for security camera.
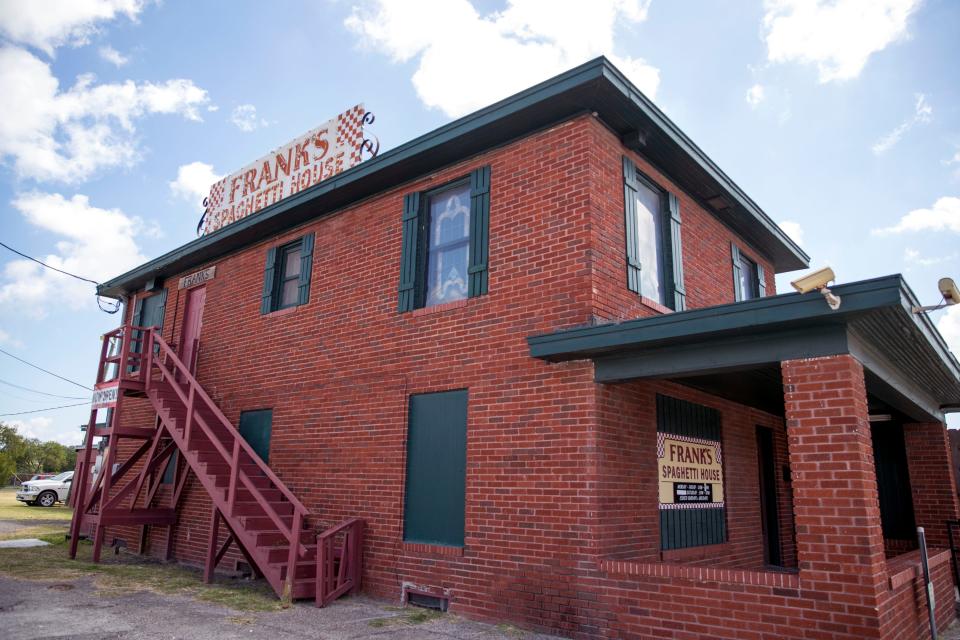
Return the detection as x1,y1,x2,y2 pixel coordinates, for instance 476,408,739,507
939,277,959,305
914,276,960,313
790,267,841,310
790,267,835,294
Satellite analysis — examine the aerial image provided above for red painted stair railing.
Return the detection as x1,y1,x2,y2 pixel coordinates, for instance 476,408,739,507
69,324,363,606
142,327,313,601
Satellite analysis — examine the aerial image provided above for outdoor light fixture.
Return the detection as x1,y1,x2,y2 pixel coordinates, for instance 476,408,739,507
912,277,959,314
790,266,841,310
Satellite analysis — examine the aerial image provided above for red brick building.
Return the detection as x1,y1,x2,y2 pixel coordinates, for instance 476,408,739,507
70,58,960,639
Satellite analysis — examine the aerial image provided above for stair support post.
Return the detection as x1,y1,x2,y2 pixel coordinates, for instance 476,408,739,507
184,384,195,451
227,437,240,517
282,509,303,606
204,507,221,584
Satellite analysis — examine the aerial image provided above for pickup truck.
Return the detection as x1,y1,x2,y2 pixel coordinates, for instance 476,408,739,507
16,471,74,507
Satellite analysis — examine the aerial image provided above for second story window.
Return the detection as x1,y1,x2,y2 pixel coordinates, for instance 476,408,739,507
622,157,685,311
731,244,766,301
131,288,167,355
260,232,315,314
398,166,491,312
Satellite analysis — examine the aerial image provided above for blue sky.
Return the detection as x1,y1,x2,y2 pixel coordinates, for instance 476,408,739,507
0,0,957,444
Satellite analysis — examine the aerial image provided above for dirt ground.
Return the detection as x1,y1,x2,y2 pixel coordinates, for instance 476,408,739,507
0,573,563,640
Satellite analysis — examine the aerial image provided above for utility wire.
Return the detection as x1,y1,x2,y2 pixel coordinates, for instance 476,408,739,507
0,378,88,400
0,347,92,391
0,241,98,285
0,241,121,314
0,401,88,417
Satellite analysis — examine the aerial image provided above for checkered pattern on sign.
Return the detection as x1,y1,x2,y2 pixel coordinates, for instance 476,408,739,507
336,103,365,167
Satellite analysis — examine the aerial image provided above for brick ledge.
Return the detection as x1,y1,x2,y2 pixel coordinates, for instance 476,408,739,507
402,542,464,557
887,548,951,590
599,558,800,588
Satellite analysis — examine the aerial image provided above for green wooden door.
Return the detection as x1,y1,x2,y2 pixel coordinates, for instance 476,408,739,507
238,409,273,464
403,390,468,547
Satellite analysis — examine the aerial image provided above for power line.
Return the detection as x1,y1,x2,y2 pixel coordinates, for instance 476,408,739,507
0,378,88,400
0,241,121,314
0,241,98,285
0,347,92,391
0,401,88,417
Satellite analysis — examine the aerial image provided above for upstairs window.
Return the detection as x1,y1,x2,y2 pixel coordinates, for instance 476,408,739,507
731,244,766,301
398,166,491,312
130,288,167,356
260,233,315,314
622,157,685,311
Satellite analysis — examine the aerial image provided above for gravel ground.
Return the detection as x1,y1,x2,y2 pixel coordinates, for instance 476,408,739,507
0,573,562,640
0,520,64,535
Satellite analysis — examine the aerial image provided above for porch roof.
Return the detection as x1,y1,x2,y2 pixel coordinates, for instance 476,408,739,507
527,275,960,422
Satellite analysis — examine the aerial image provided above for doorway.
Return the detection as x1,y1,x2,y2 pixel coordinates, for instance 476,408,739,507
756,426,782,566
180,286,206,374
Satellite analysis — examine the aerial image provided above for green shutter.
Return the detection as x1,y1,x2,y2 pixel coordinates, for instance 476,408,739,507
665,193,686,311
297,232,315,306
150,289,167,329
162,450,177,484
398,192,421,312
130,297,145,359
731,243,743,302
757,262,767,297
468,166,491,297
260,247,278,314
238,409,273,464
404,390,468,547
622,157,641,294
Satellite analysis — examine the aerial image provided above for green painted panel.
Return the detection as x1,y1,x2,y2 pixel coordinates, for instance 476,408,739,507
239,409,273,464
404,390,468,547
162,450,177,484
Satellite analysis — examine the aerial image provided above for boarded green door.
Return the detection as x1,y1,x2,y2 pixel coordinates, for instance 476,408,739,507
238,409,273,464
403,390,468,547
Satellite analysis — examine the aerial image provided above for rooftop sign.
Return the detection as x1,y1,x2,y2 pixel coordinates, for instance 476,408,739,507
200,104,366,235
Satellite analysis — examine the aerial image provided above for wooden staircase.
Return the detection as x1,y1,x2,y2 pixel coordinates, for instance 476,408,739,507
68,324,362,606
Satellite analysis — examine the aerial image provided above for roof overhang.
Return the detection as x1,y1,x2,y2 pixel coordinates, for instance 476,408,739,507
99,57,808,298
528,275,960,422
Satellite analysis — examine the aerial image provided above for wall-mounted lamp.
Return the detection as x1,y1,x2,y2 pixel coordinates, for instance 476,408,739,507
790,266,841,310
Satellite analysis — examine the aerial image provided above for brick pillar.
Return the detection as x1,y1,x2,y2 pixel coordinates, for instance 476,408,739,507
903,422,960,549
782,355,887,638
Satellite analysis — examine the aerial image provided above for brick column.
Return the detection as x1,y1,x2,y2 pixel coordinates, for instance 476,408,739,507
903,422,960,549
782,355,887,638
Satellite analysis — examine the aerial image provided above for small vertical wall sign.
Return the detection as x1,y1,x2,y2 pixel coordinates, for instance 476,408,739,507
656,394,727,550
91,380,120,410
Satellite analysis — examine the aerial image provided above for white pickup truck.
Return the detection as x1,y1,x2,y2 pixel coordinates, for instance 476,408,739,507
16,471,74,507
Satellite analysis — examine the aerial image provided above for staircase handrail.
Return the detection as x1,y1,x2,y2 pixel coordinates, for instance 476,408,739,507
141,326,310,557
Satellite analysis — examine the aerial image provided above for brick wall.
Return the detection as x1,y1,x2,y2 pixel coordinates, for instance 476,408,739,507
92,115,949,638
903,422,960,548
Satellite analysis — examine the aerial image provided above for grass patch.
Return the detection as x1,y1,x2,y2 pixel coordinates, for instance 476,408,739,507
0,534,282,612
368,605,445,628
0,522,69,541
0,487,72,522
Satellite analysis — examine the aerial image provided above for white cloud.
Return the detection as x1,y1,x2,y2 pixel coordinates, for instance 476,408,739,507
871,93,932,155
230,104,268,132
904,247,958,267
0,192,149,315
762,0,921,82
0,0,147,57
345,0,659,118
778,220,804,245
746,83,765,108
169,161,222,204
0,327,23,347
98,44,128,67
8,416,80,446
939,304,960,359
0,46,211,183
873,196,960,235
945,150,960,179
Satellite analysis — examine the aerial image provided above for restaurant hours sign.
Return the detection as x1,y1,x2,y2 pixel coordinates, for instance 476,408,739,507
200,104,367,235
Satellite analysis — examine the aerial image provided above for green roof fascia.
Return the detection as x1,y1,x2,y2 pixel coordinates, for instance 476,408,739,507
528,274,960,385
